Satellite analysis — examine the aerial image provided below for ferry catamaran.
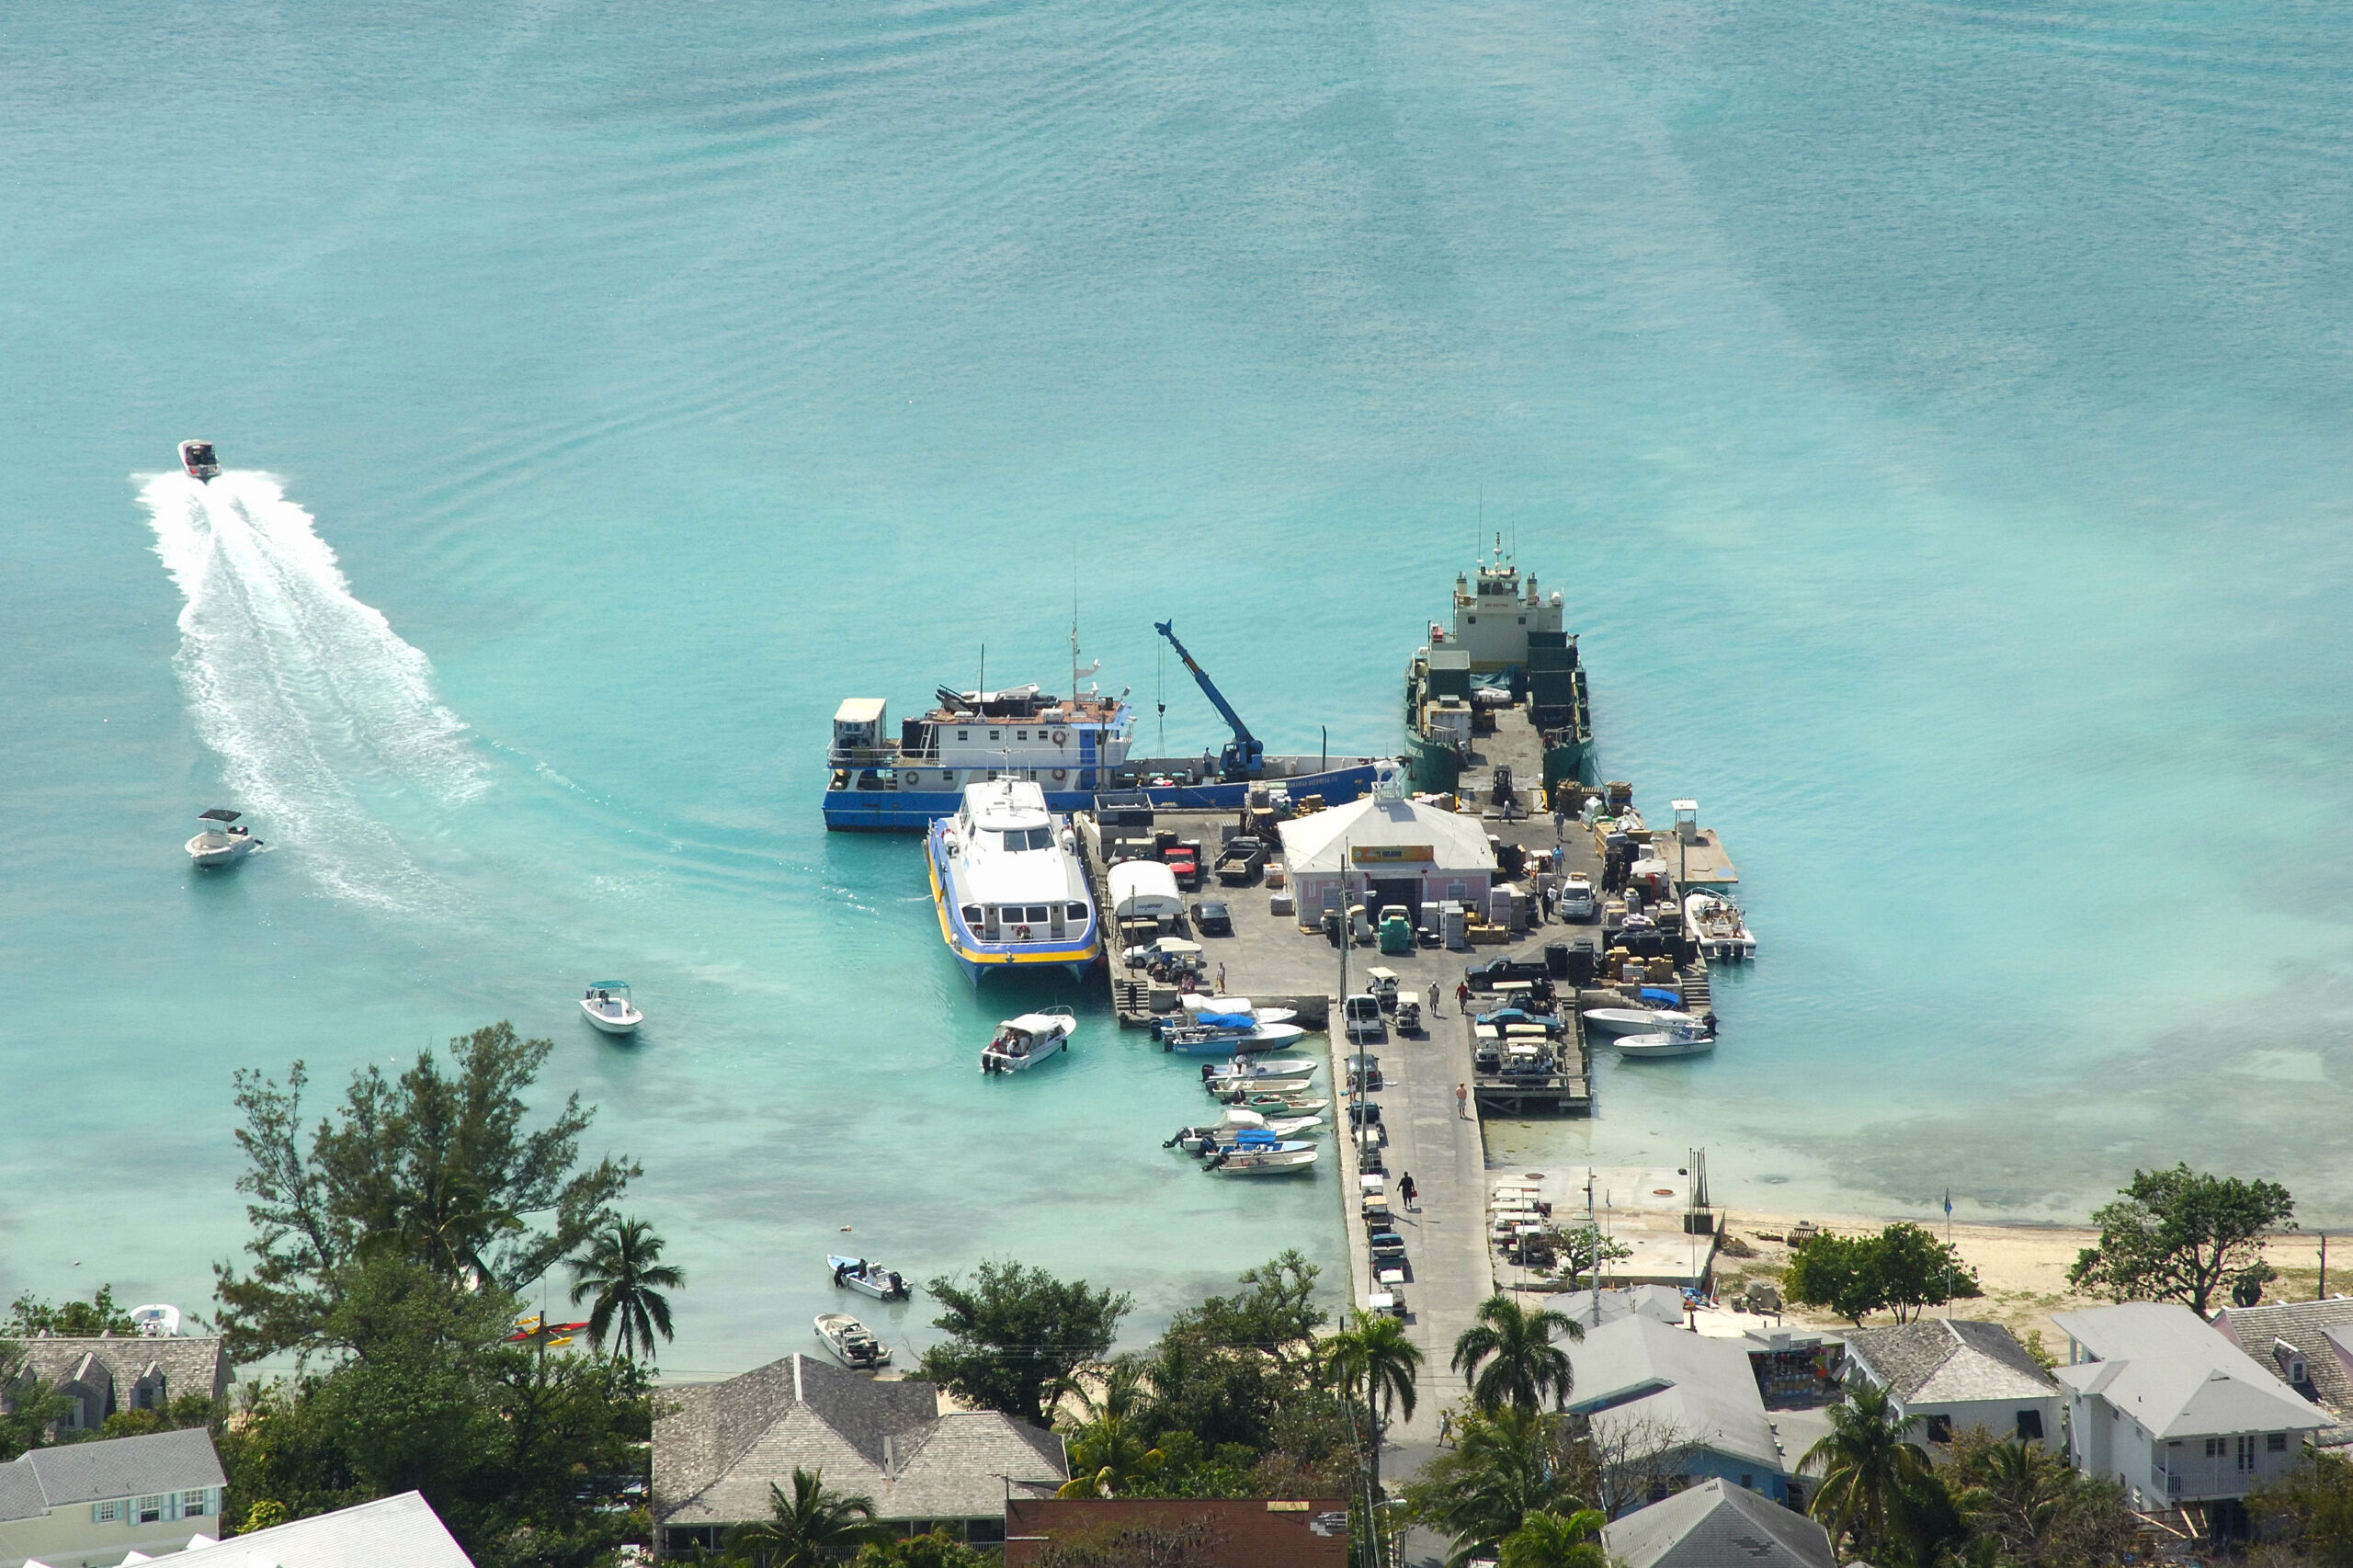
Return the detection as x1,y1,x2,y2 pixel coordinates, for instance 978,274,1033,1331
928,778,1103,983
824,620,1386,831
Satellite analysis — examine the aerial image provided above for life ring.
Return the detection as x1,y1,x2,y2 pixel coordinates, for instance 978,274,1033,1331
1015,924,1032,941
897,769,913,786
1051,729,1068,745
1051,768,1067,781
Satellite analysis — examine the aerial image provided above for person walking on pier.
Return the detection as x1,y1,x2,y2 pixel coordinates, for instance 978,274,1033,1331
1427,980,1441,1017
1455,1081,1469,1119
1399,1172,1417,1210
1455,980,1472,1010
1214,961,1226,995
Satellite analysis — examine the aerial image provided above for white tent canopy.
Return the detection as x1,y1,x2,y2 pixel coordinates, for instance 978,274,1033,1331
1278,796,1498,874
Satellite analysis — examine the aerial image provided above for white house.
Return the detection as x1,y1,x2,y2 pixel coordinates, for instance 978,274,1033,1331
168,1491,474,1566
1277,791,1496,927
1841,1320,2063,1451
2052,1301,2325,1517
0,1426,225,1568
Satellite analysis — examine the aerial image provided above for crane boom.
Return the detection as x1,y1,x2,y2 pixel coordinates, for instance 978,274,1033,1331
1152,619,1263,779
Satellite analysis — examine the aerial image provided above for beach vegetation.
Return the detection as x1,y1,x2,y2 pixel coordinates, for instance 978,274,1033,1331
917,1259,1132,1429
726,1469,890,1567
851,1529,997,1567
6,1284,140,1337
1947,1430,2138,1567
566,1216,685,1365
1800,1381,1934,1559
1496,1506,1608,1568
1055,1359,1166,1498
1316,1309,1422,1493
0,1346,74,1461
2250,1449,2353,1567
1450,1295,1581,1413
1783,1223,1982,1325
1550,1226,1632,1287
214,1023,639,1362
2068,1164,2296,1316
1400,1404,1587,1567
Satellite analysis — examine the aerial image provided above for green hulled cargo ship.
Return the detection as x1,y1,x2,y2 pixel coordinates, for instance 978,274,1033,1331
1404,543,1592,793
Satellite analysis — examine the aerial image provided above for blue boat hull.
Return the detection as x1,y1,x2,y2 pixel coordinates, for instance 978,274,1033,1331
826,763,1384,832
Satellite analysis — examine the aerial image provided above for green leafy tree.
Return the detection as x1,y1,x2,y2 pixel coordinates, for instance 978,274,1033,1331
1784,1225,1982,1325
1497,1507,1608,1568
853,1529,995,1568
1800,1380,1938,1561
1056,1360,1166,1498
728,1470,889,1567
2251,1449,2353,1568
1552,1227,1632,1289
1948,1430,2138,1568
1403,1405,1586,1568
918,1260,1131,1428
1141,1253,1326,1455
0,1342,74,1461
1451,1295,1581,1413
567,1217,685,1363
215,1024,639,1361
6,1286,140,1337
1317,1311,1423,1494
2068,1165,2297,1316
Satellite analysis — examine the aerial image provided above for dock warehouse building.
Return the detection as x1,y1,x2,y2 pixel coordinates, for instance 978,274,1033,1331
1278,790,1497,926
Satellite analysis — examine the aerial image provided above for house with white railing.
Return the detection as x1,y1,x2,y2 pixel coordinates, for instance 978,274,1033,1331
2052,1302,2324,1522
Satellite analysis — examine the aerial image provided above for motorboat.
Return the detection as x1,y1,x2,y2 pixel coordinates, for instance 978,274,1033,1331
928,778,1102,983
1685,891,1756,961
982,1008,1075,1074
185,808,260,867
1166,1108,1325,1153
814,1312,892,1370
1160,1017,1308,1056
1177,995,1299,1026
1215,1090,1331,1116
1201,1056,1316,1084
580,982,642,1035
1210,1074,1314,1098
128,1304,183,1338
1205,1142,1320,1175
828,1256,912,1301
1616,1018,1717,1058
177,439,220,483
1581,1006,1699,1036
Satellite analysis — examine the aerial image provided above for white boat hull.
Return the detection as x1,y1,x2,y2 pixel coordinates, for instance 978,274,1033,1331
1616,1030,1715,1058
581,999,642,1034
814,1312,892,1369
1211,1148,1320,1175
186,835,257,867
1581,1007,1697,1036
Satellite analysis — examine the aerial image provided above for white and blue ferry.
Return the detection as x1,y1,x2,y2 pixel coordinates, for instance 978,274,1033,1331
927,778,1103,983
825,624,1387,832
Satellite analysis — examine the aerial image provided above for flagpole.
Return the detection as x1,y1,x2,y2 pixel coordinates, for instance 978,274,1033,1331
1944,1188,1954,1321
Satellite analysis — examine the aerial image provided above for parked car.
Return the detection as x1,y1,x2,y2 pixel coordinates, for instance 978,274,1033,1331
1370,1231,1407,1262
1343,994,1385,1042
1214,836,1268,884
1190,900,1234,937
1165,842,1203,891
1464,956,1552,990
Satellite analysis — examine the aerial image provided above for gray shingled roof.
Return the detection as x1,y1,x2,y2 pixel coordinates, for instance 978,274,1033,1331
1602,1478,1836,1568
655,1354,1064,1528
173,1490,475,1567
0,1426,225,1518
15,1335,231,1407
1842,1321,2059,1404
2211,1298,2353,1418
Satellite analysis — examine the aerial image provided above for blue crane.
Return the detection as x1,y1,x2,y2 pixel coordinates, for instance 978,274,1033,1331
1153,619,1264,779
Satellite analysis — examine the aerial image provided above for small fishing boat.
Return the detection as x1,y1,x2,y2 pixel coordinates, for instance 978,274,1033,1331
1581,1006,1699,1036
1166,1109,1325,1153
982,1008,1075,1074
1200,1056,1316,1084
1684,891,1756,961
1177,995,1299,1027
185,808,260,867
1161,1017,1308,1056
828,1256,912,1301
1215,1090,1331,1116
1616,1018,1717,1058
1205,1141,1320,1175
814,1312,892,1369
178,439,220,483
580,982,642,1035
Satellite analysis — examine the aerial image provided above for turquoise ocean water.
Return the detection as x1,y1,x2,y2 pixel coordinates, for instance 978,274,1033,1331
5,0,2350,1374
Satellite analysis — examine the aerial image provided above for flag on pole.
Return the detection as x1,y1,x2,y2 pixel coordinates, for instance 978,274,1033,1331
1943,1188,1953,1217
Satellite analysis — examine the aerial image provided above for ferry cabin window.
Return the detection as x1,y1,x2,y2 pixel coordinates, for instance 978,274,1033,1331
961,905,983,926
1026,905,1050,924
1066,902,1086,921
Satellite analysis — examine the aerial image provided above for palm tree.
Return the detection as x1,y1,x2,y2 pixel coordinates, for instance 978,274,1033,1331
566,1217,685,1363
1801,1381,1933,1560
1497,1507,1608,1568
1404,1404,1586,1568
1054,1360,1165,1498
1951,1437,2073,1560
1450,1295,1581,1413
728,1469,889,1567
1318,1311,1425,1494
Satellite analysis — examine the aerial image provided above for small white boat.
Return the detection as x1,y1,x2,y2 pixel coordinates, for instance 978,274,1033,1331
186,808,260,867
1617,1019,1717,1058
1178,995,1300,1026
982,1008,1075,1074
178,439,220,483
1684,892,1756,961
1162,1020,1308,1056
1207,1144,1321,1175
1216,1091,1331,1116
828,1255,912,1301
814,1312,892,1369
580,982,642,1035
128,1304,183,1338
1167,1108,1325,1153
1581,1006,1699,1036
1201,1056,1317,1083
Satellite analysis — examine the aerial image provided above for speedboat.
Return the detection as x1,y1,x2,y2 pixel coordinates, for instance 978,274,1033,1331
1617,1018,1717,1058
814,1312,892,1370
828,1256,912,1301
580,982,642,1035
1166,1108,1325,1153
178,439,220,483
1582,1006,1699,1036
1201,1056,1316,1084
1215,1090,1331,1116
1177,995,1299,1027
128,1304,183,1338
1205,1141,1320,1175
982,1008,1075,1074
928,778,1102,983
1685,891,1756,960
185,808,260,867
1160,1017,1308,1056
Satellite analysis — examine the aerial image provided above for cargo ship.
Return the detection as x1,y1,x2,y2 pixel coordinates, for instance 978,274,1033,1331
1403,542,1591,793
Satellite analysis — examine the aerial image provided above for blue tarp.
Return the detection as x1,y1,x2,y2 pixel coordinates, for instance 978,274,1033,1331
1196,1011,1256,1029
1638,986,1682,1005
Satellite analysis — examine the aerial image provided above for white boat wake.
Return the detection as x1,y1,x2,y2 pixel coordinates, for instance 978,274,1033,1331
141,470,487,909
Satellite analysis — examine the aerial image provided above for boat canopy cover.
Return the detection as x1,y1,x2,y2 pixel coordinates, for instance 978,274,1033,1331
199,808,242,824
1005,1013,1068,1033
588,980,631,990
1638,986,1681,1004
1195,1011,1255,1029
